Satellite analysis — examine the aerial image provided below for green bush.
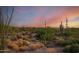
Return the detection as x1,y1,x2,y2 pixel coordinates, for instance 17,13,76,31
36,28,55,44
63,44,79,53
57,38,79,47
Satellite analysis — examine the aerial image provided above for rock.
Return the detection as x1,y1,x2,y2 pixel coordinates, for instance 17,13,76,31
17,39,24,47
65,45,71,48
8,42,19,52
23,40,31,46
35,47,47,53
6,39,12,46
29,42,45,50
6,38,31,52
23,36,31,41
6,39,19,51
19,46,29,51
23,35,30,39
16,34,23,39
46,48,57,53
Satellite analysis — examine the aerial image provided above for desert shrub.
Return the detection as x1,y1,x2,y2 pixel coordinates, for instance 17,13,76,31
0,45,4,53
57,38,79,47
36,28,55,44
63,44,79,53
67,28,79,38
57,40,73,47
0,45,4,50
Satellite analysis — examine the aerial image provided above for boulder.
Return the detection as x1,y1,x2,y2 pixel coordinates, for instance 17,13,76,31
12,44,19,51
7,42,19,52
30,42,45,50
23,40,31,46
17,39,24,47
6,39,12,46
19,46,29,51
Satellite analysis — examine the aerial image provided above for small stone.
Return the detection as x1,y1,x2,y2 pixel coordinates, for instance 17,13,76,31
19,46,29,51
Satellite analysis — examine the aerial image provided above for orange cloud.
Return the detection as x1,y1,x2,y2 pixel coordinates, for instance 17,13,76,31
46,7,79,27
28,7,79,28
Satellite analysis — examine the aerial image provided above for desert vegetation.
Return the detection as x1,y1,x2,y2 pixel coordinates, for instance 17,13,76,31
0,25,79,53
0,7,79,53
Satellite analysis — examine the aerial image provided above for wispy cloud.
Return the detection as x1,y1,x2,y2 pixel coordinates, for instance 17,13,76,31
2,6,79,28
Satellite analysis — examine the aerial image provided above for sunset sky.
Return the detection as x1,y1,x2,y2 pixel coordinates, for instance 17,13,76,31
1,6,79,28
